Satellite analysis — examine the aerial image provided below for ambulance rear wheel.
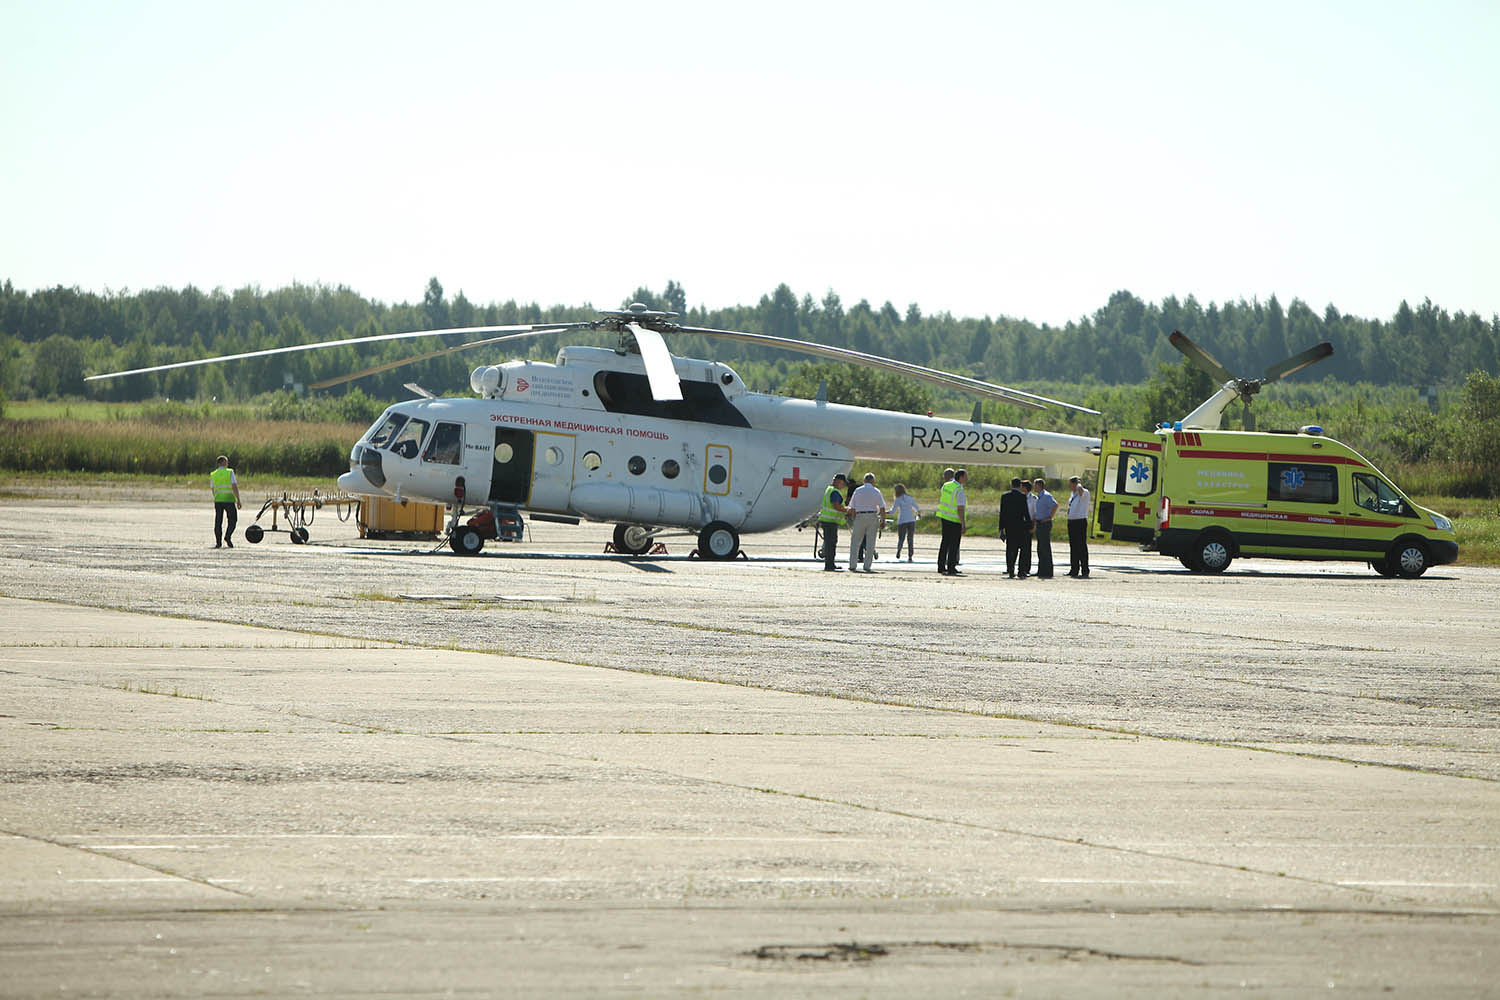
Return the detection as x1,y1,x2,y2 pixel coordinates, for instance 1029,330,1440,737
612,523,653,556
244,525,264,544
450,526,484,555
698,521,740,560
1369,558,1397,578
1190,532,1233,574
1390,539,1430,579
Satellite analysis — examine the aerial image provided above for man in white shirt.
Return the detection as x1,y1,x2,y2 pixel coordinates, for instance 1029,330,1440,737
1066,475,1091,578
847,472,886,573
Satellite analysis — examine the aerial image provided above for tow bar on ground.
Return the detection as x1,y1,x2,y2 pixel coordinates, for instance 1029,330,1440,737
243,490,360,544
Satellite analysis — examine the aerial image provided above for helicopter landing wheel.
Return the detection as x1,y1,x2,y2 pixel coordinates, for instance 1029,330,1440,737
697,521,740,560
244,524,264,544
450,525,485,555
612,523,653,556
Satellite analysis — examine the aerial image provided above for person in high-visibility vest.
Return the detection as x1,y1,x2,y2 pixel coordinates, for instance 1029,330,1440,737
210,455,242,548
936,468,968,576
817,474,851,571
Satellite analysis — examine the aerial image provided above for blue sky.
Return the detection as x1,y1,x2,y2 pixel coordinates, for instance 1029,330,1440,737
4,0,1497,325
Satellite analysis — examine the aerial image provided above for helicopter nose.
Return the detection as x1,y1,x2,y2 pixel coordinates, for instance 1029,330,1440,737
338,469,382,495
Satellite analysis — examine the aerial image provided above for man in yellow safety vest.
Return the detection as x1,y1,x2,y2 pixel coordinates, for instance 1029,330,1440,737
936,468,967,576
818,473,850,572
210,455,242,548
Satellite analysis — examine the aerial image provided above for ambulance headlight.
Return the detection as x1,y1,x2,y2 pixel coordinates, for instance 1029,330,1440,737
1431,512,1452,531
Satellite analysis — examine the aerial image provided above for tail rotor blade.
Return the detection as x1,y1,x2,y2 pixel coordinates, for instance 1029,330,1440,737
1168,331,1234,384
1264,342,1334,384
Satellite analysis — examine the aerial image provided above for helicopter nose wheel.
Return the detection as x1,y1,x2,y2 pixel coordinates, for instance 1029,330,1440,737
450,525,485,555
697,521,740,560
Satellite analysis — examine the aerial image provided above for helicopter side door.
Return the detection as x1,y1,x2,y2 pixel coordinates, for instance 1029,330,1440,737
489,427,535,504
529,431,576,512
704,444,732,496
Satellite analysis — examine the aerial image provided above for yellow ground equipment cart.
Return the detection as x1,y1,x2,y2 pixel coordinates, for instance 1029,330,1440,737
359,497,447,540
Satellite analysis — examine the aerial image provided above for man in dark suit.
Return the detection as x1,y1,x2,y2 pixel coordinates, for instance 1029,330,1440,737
998,477,1033,578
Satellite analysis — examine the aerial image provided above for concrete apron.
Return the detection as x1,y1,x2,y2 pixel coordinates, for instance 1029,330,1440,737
1,596,1495,996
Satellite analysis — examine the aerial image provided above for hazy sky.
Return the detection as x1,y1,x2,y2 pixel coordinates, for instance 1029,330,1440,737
4,0,1497,326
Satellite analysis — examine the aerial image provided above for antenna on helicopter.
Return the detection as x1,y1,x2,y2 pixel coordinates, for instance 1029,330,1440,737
1169,331,1333,429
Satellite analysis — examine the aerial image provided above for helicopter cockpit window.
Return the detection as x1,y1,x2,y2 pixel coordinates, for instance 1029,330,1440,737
1352,472,1415,518
592,371,751,427
423,422,463,465
388,418,430,460
367,413,409,449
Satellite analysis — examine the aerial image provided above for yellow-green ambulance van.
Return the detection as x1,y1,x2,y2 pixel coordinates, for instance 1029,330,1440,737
1093,426,1458,577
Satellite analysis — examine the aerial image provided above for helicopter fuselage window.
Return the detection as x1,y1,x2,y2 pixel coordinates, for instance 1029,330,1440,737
592,371,750,427
367,413,409,449
423,422,463,464
708,464,728,485
628,456,647,476
662,459,680,479
388,417,430,460
582,451,602,471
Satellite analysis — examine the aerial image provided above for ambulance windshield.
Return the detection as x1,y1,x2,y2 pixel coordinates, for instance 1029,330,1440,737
1353,473,1414,517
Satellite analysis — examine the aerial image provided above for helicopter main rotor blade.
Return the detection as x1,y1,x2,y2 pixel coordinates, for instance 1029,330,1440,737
626,324,683,401
673,325,1099,414
307,329,578,390
85,322,588,382
1168,330,1235,385
1264,342,1334,384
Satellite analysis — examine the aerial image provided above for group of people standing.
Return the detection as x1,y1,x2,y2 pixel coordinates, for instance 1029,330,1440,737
817,469,1090,577
998,475,1091,578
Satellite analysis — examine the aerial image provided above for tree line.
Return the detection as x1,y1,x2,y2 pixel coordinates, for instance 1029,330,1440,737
3,277,1497,406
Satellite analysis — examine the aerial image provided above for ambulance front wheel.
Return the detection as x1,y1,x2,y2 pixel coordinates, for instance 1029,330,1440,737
1389,539,1430,579
1189,532,1233,574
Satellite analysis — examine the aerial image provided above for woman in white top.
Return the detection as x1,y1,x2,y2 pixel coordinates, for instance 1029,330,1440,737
890,483,921,561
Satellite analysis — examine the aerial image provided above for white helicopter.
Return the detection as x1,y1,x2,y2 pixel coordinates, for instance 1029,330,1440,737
90,304,1103,559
